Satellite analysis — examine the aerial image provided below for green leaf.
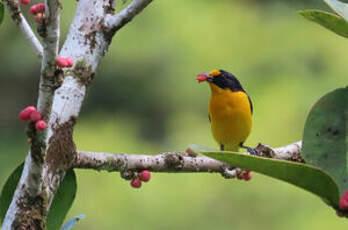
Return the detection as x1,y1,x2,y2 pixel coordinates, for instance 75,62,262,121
299,10,348,38
189,145,340,207
61,214,85,230
0,1,4,27
302,87,348,199
0,164,77,230
0,163,24,224
325,0,348,23
47,169,77,230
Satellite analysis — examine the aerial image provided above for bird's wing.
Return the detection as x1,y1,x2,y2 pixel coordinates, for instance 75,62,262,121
247,94,253,114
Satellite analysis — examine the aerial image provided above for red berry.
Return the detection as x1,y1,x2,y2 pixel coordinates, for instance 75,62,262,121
30,111,42,122
29,3,45,15
139,170,151,182
19,106,36,121
56,57,68,67
29,5,36,14
35,120,46,131
65,58,74,67
339,190,348,210
130,179,142,188
196,73,208,83
34,13,44,23
19,0,30,5
243,171,253,181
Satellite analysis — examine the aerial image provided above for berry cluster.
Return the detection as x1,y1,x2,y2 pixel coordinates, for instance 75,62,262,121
237,170,252,181
130,170,151,189
56,57,74,68
28,3,46,23
19,106,46,131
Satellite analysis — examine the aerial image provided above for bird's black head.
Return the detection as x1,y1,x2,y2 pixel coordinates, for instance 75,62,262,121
197,69,245,92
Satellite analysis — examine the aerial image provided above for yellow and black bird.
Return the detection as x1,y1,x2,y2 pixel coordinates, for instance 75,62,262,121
197,69,256,154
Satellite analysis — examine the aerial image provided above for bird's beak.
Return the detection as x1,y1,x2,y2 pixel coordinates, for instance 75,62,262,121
196,72,212,83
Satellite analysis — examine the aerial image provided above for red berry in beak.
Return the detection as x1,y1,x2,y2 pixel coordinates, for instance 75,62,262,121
196,73,208,83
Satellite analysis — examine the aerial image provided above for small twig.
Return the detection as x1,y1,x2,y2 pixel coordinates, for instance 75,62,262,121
3,0,43,58
104,0,153,31
73,141,303,175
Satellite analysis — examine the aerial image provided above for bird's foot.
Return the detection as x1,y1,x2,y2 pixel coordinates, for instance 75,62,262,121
246,147,259,156
240,144,259,156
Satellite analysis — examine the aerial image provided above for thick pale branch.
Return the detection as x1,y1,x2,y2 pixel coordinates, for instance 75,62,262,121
104,0,153,31
3,0,43,58
73,141,303,174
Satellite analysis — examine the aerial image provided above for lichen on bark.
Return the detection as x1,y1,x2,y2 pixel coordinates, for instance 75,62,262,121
46,117,77,172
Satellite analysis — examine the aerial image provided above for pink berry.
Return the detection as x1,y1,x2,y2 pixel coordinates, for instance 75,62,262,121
56,57,68,68
30,111,42,122
19,0,30,5
243,171,253,181
65,58,74,67
29,5,38,14
35,120,46,131
339,190,348,210
139,170,151,182
130,179,142,188
29,3,45,15
34,13,44,23
19,106,36,121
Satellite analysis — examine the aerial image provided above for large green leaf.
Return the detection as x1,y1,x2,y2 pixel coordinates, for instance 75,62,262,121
325,0,348,23
47,169,77,230
0,163,24,224
0,1,4,27
299,10,348,38
302,87,348,198
189,145,340,207
0,164,77,230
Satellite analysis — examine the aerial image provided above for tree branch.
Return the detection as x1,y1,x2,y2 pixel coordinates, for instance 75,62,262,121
3,0,43,58
36,0,61,116
73,141,303,176
104,0,153,32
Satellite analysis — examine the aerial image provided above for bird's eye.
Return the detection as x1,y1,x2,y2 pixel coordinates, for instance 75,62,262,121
209,70,221,77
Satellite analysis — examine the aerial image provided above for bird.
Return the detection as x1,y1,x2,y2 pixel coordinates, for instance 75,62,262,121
197,69,257,154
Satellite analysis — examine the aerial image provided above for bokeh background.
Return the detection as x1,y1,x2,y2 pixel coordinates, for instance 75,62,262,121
1,0,348,229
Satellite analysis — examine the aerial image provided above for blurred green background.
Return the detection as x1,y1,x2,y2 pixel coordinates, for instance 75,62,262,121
1,0,348,229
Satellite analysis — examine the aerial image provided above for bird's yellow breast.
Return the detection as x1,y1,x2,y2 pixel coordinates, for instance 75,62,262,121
208,84,252,151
